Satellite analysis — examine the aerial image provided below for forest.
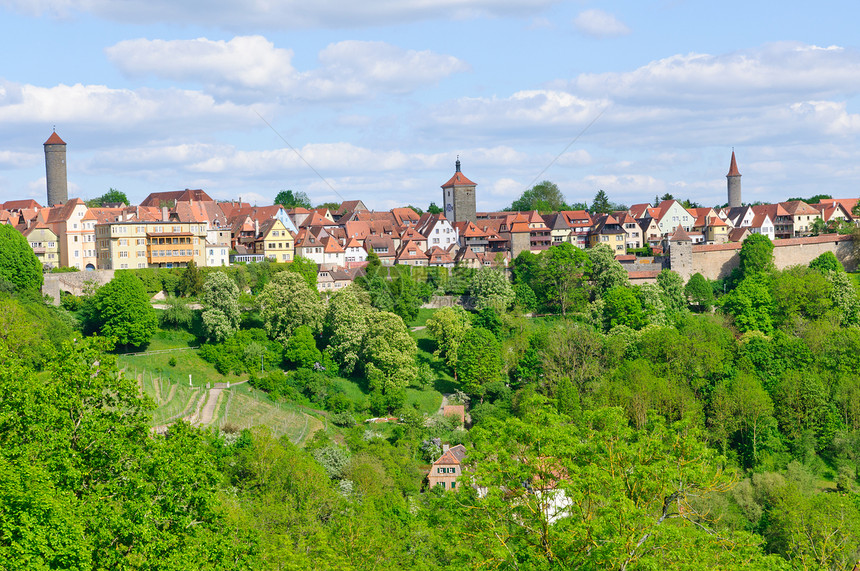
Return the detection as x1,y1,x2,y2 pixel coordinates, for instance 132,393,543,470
1,226,859,570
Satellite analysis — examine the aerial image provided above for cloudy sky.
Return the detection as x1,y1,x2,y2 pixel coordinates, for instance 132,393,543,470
2,1,860,211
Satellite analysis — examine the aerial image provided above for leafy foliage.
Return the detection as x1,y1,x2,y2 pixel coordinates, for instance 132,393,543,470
201,270,241,342
0,224,43,292
274,189,312,209
258,271,324,343
85,271,157,348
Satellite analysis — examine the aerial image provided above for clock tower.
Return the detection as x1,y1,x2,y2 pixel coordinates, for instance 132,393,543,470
441,158,477,224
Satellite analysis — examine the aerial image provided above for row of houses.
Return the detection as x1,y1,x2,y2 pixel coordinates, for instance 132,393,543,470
4,186,858,287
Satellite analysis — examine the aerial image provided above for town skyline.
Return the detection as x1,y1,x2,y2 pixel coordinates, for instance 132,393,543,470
3,1,860,210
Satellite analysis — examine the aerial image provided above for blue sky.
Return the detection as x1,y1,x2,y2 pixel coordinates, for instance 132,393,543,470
2,0,860,211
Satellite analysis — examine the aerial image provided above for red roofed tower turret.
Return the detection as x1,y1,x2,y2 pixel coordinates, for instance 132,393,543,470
727,150,742,208
44,129,68,207
441,157,477,224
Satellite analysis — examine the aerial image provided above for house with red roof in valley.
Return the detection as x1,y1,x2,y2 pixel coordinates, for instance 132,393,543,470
812,201,853,231
364,235,397,266
398,227,428,252
416,213,459,252
396,240,429,266
427,245,456,268
344,237,368,264
391,207,421,227
427,444,467,491
817,198,859,222
649,199,695,236
333,200,368,221
779,200,822,237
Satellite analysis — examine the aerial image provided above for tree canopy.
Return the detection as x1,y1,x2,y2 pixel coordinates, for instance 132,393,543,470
0,224,43,292
85,271,157,348
507,180,569,213
85,187,128,207
275,189,312,209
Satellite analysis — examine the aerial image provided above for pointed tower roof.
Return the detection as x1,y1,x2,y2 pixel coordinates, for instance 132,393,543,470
44,131,66,145
669,225,692,242
727,151,741,177
441,158,476,188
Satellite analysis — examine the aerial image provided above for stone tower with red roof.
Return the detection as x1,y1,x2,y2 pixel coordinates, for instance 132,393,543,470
44,130,68,207
441,158,477,224
727,150,742,208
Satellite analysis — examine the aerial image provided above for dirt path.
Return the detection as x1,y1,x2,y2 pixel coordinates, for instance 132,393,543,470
196,388,223,425
438,393,450,414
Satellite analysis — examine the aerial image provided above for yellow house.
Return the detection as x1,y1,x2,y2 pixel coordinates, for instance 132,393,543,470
95,219,207,269
255,218,295,262
20,222,60,268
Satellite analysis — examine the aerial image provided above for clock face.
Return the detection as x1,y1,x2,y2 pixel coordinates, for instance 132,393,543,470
445,203,453,212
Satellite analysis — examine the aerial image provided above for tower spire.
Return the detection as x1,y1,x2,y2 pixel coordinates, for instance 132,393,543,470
455,156,461,173
726,150,742,208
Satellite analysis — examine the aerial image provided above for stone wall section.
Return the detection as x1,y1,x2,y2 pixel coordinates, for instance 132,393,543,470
670,234,855,281
43,269,115,305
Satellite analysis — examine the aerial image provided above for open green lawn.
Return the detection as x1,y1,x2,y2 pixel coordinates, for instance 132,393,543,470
117,330,243,388
405,387,443,415
409,307,438,328
411,324,459,396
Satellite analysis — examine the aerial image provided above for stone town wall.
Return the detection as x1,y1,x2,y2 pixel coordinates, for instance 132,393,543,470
43,269,115,305
673,234,855,281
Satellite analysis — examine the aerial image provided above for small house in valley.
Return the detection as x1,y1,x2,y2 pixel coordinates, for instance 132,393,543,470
428,444,467,491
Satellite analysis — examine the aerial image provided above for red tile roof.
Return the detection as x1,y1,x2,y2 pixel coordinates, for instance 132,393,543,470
441,171,476,188
727,151,741,177
44,131,66,145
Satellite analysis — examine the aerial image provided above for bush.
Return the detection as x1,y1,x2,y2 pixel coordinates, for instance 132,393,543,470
330,411,356,427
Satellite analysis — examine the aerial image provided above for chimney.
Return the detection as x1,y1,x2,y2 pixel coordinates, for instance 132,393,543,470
162,206,168,222
255,219,259,236
442,444,449,453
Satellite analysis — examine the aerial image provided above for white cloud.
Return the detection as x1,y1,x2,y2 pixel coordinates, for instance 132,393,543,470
106,36,297,94
0,150,38,169
572,42,860,105
106,37,468,101
0,81,262,140
2,0,558,29
573,9,630,38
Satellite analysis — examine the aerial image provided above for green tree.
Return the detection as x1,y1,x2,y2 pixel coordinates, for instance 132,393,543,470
656,269,686,314
603,286,646,330
826,269,860,326
284,325,322,368
537,243,591,314
738,233,775,277
720,275,774,334
591,189,613,214
179,259,204,297
427,202,443,214
685,272,714,312
770,266,832,326
508,180,569,213
425,306,472,376
324,285,373,375
285,255,319,289
362,310,418,396
458,405,784,570
809,251,843,273
0,224,43,292
275,189,312,209
258,271,324,343
470,267,515,312
201,271,241,343
86,271,157,348
86,187,128,207
587,244,628,297
457,327,503,397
